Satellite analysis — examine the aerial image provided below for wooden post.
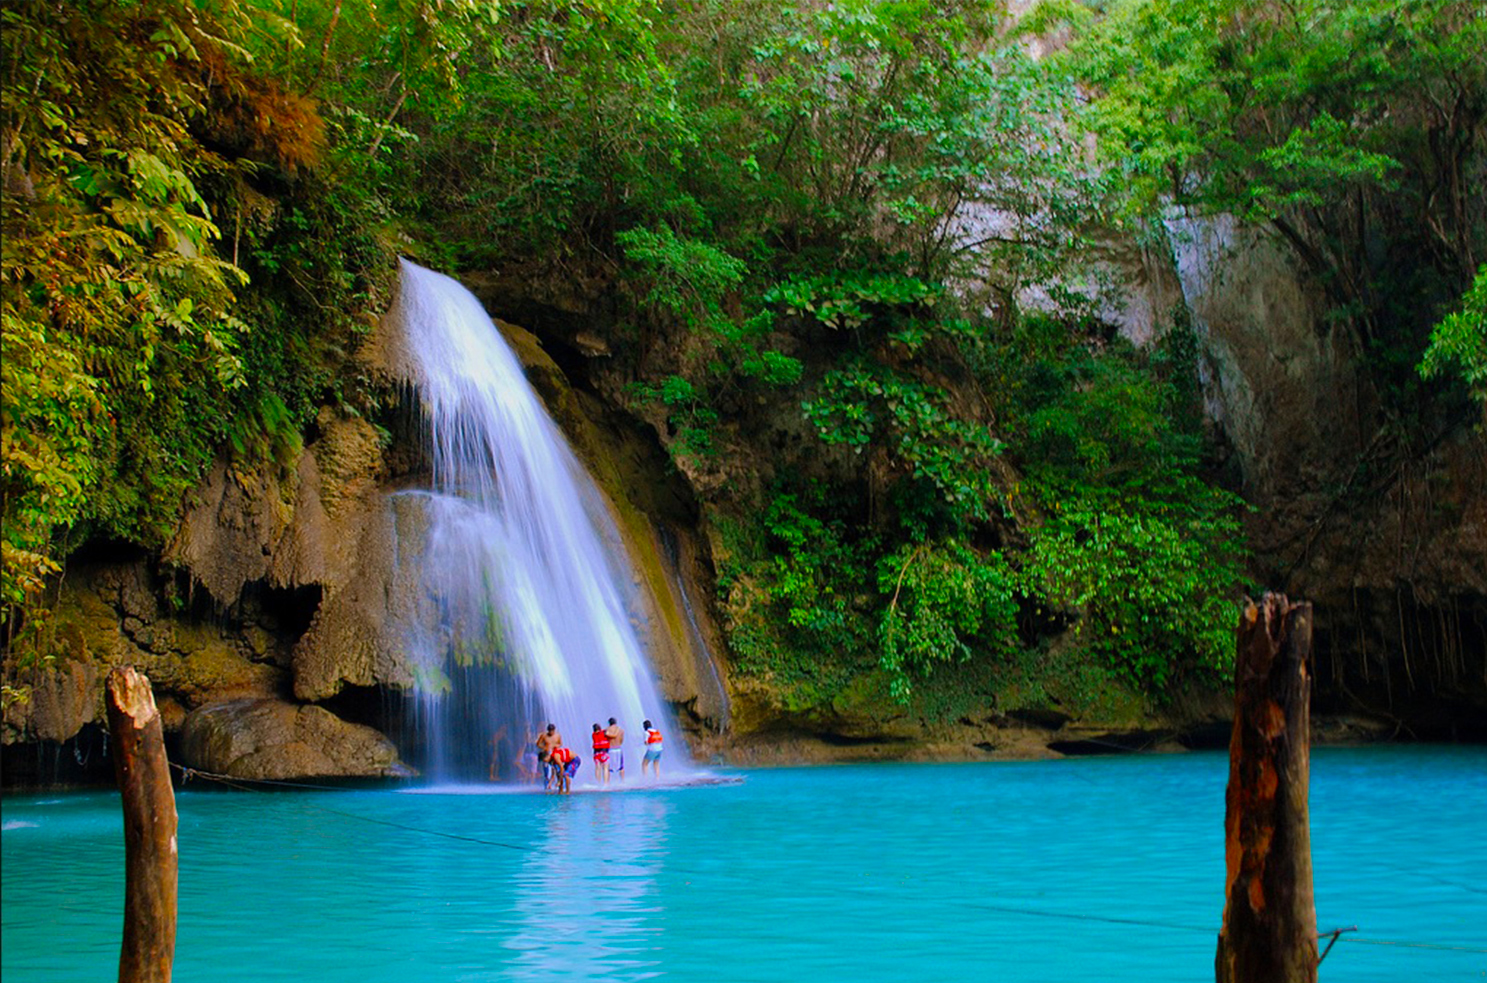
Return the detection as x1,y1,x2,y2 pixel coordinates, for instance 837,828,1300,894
1216,594,1318,983
106,667,177,983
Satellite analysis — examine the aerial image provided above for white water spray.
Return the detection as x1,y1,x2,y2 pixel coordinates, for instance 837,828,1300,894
387,260,677,780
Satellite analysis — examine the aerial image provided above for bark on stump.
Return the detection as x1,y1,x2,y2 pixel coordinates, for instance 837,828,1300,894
106,667,178,983
1215,594,1318,983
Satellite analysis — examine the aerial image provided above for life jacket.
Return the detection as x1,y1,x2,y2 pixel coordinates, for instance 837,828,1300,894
645,728,663,744
552,746,573,765
592,731,610,750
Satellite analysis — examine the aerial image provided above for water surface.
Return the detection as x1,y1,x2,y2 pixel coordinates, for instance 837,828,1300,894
3,746,1483,982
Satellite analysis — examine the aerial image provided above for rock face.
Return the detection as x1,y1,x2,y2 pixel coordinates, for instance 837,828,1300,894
289,492,428,701
2,563,283,747
168,407,385,604
1166,215,1372,499
166,407,417,704
180,699,409,780
1144,216,1486,734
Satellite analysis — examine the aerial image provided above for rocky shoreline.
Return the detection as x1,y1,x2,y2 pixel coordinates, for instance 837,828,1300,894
0,706,1420,791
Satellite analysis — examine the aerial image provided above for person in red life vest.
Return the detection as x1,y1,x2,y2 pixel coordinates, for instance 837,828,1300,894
603,716,625,781
641,720,664,779
591,723,611,785
550,743,578,794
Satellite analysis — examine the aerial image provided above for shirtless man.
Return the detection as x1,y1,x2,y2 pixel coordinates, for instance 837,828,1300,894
603,717,625,781
535,723,561,790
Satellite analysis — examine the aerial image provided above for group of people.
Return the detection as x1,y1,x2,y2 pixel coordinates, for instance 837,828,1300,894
532,718,665,793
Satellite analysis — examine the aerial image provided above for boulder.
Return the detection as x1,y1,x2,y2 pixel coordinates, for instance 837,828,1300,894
3,656,106,744
180,698,411,780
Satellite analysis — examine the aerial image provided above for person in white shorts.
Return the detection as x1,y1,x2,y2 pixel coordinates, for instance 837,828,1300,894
641,720,663,778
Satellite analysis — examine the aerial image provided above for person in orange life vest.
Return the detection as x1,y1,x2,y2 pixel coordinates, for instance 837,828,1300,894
550,743,578,794
641,720,664,778
591,723,611,785
603,717,625,780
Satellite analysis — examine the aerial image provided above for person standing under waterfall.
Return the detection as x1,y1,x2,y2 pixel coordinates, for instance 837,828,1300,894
642,720,663,778
591,723,611,785
518,732,541,784
536,724,561,790
487,724,510,782
603,717,625,781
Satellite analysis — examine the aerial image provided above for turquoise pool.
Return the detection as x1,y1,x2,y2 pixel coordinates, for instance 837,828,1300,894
3,746,1483,981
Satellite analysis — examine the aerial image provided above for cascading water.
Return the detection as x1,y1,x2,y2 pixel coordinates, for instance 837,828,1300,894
386,259,679,782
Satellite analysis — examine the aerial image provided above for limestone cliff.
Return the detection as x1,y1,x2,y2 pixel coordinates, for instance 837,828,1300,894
1149,217,1485,736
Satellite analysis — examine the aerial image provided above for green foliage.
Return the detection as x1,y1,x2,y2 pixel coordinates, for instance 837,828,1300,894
1070,0,1405,217
1,0,390,639
627,375,719,464
765,272,939,333
1022,501,1242,688
760,491,869,640
1002,318,1249,689
617,226,746,331
2,0,251,622
735,0,1102,286
737,347,804,387
1017,321,1200,491
1420,265,1487,415
878,540,1018,699
300,0,694,257
719,306,1244,705
1067,0,1487,411
804,364,1003,527
714,486,880,711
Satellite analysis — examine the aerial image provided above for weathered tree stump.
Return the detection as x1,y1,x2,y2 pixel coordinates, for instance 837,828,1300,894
106,667,177,983
1216,594,1318,983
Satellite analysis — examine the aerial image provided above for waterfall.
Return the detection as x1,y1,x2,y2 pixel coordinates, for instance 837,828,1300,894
386,259,677,782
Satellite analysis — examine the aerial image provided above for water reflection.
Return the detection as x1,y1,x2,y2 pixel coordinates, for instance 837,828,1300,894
506,794,672,980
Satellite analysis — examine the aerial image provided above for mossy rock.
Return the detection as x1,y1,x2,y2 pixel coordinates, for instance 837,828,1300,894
181,698,412,780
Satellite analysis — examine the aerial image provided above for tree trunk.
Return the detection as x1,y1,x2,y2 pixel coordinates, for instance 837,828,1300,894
106,667,177,983
1215,594,1318,983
